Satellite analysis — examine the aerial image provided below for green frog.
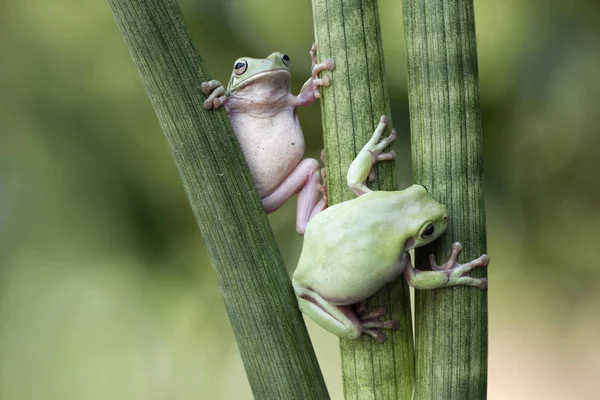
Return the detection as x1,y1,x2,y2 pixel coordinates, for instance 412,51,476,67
292,115,489,342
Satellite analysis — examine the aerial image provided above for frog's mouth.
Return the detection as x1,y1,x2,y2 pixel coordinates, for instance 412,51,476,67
230,69,291,91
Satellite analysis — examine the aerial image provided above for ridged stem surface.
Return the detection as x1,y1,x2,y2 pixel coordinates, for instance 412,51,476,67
403,0,488,398
107,1,329,398
312,0,415,398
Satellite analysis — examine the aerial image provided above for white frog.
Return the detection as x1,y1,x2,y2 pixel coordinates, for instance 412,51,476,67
201,44,335,234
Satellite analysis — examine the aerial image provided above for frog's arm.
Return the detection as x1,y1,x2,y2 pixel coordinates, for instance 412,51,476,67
347,115,397,197
293,43,335,107
201,80,228,111
404,242,488,289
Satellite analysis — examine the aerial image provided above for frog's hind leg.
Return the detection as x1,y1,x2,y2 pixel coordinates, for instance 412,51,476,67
296,293,362,340
293,283,399,342
262,158,326,235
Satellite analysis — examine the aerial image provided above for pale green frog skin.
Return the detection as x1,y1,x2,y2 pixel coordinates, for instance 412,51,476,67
201,44,335,234
292,116,489,342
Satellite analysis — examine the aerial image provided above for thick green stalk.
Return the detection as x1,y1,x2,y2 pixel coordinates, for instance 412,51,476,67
403,0,488,398
312,0,414,398
106,1,328,398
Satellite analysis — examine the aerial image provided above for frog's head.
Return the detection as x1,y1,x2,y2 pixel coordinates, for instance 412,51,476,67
226,52,291,94
401,185,449,251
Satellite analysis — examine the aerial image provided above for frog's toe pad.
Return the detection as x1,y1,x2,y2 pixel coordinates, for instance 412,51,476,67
364,329,386,343
362,320,400,343
353,304,399,343
480,278,488,290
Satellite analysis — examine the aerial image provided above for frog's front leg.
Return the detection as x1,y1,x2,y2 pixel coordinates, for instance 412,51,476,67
347,115,397,197
200,80,228,110
404,242,489,290
293,283,399,343
261,158,326,234
293,43,335,107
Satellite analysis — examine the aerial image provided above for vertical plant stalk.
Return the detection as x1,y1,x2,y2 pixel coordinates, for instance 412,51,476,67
106,1,329,398
312,0,414,398
403,0,488,399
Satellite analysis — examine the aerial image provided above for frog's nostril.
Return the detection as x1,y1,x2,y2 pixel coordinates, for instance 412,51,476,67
443,216,449,222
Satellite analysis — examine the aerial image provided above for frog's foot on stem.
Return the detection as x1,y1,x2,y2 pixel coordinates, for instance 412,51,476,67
429,242,489,290
295,44,335,106
316,150,328,208
353,303,399,343
201,80,228,110
309,43,336,98
403,244,489,290
347,115,397,196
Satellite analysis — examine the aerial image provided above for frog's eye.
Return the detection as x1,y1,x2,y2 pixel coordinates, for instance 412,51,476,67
420,223,435,239
281,54,290,66
234,59,248,75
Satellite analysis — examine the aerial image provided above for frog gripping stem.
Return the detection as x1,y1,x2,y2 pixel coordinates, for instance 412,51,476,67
404,243,489,290
308,43,335,99
347,115,397,197
429,242,489,290
200,80,227,110
354,304,400,343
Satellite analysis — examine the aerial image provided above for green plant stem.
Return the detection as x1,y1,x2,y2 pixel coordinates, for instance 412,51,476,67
402,0,488,398
106,1,329,398
312,0,414,398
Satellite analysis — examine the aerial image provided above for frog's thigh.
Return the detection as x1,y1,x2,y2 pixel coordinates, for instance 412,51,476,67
293,283,362,340
262,158,320,214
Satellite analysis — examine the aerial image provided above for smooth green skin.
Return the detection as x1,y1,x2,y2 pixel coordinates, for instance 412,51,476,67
292,119,489,341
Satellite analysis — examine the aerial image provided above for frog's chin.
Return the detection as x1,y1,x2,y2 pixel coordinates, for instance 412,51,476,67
230,69,291,91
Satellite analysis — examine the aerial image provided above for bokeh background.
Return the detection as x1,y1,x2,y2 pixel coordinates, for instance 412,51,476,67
1,0,599,399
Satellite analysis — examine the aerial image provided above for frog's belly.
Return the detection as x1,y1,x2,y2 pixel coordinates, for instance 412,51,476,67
230,111,305,197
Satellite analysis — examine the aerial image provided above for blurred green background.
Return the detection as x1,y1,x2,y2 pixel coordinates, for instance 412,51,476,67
1,0,599,399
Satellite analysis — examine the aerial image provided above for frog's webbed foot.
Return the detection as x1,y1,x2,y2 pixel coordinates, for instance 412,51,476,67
295,43,335,105
354,303,399,343
368,128,396,182
316,150,328,208
347,115,397,196
309,43,336,98
429,242,489,289
404,243,489,290
367,115,397,155
201,80,228,110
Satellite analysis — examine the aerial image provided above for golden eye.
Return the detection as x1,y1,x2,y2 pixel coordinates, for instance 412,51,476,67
421,223,435,239
281,54,290,66
234,59,247,75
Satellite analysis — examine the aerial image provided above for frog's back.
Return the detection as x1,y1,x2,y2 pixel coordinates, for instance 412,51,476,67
294,191,408,303
303,191,406,238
